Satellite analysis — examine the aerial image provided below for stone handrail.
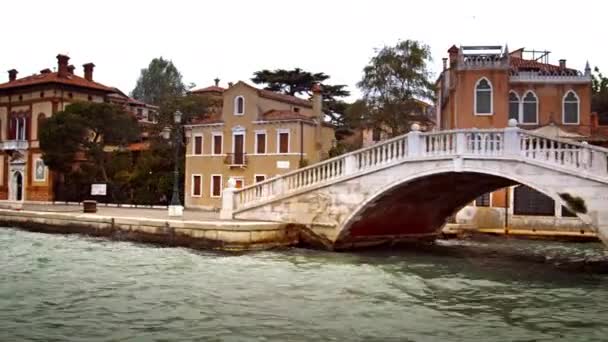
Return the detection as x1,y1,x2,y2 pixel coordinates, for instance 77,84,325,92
219,123,608,218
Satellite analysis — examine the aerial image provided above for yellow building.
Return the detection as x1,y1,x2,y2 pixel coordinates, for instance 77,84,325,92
184,81,335,209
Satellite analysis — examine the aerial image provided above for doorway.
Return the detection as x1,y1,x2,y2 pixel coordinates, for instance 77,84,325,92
12,171,23,201
233,133,244,165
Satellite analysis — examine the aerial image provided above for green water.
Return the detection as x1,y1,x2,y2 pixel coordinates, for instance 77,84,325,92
1,228,607,341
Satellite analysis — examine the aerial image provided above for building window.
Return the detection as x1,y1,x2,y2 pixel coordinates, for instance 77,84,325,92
294,107,300,113
191,174,202,197
255,132,267,154
563,91,580,125
372,127,382,142
254,174,266,183
521,91,538,124
211,175,222,197
277,129,290,154
40,91,45,98
12,117,27,141
513,185,555,216
475,193,491,207
508,91,520,122
193,135,203,155
599,112,608,126
37,113,46,140
68,92,73,99
136,108,144,120
212,133,223,155
234,178,244,189
234,96,245,115
88,95,93,101
474,78,492,115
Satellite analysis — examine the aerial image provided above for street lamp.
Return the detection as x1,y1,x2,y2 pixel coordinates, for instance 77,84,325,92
168,110,183,217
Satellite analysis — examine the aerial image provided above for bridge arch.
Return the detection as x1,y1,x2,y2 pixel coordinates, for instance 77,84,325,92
335,166,591,248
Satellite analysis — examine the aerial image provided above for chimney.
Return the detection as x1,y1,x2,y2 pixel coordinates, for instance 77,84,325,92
448,45,459,66
214,78,220,86
40,68,51,74
559,59,567,69
442,58,448,71
57,54,70,78
83,63,95,81
8,69,18,82
228,82,234,87
67,65,75,74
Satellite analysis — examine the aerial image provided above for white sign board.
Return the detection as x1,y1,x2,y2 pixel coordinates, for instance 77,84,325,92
91,184,107,196
277,161,290,169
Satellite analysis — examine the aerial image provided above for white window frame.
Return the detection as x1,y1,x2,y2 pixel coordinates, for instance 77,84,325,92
210,174,223,198
191,174,203,197
254,174,267,183
276,128,290,154
211,132,223,155
520,90,539,125
33,158,46,182
254,130,267,155
474,77,493,116
508,91,520,123
234,96,245,116
16,117,26,141
192,134,203,155
562,90,580,125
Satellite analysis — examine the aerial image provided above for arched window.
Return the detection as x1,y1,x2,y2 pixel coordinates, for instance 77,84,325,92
521,91,538,124
563,91,579,125
234,96,245,115
508,91,520,122
474,78,493,115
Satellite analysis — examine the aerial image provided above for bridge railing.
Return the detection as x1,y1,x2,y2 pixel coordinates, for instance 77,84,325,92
219,122,608,218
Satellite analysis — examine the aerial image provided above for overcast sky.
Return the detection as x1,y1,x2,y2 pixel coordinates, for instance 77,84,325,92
2,0,605,101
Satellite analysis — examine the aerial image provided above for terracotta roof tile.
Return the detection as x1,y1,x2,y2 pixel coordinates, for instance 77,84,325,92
191,115,224,125
190,85,225,93
0,71,115,92
510,57,578,74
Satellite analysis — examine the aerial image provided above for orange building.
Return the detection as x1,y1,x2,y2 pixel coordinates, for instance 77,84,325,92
436,45,599,231
0,54,156,202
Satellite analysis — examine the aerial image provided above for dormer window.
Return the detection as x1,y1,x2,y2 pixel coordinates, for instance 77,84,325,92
234,96,245,115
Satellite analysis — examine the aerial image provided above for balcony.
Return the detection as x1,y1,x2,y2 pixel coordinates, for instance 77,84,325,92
510,71,591,84
1,140,29,151
224,153,247,168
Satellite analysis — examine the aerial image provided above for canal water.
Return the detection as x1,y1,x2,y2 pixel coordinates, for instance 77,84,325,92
1,228,608,342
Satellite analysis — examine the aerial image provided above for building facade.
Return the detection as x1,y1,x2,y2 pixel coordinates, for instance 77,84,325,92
0,54,156,202
436,45,598,232
184,81,335,209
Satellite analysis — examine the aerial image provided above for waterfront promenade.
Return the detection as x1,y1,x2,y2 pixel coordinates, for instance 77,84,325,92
0,203,297,251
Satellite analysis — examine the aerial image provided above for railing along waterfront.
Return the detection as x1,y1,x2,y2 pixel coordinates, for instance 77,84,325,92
223,124,608,214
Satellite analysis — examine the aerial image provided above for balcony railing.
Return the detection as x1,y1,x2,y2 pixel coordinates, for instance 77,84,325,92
1,140,29,151
224,153,247,167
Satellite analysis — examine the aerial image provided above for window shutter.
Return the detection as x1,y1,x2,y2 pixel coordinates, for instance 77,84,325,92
193,176,201,196
279,133,289,153
214,135,222,155
194,136,202,155
212,176,221,197
26,115,31,141
257,134,266,154
9,117,16,140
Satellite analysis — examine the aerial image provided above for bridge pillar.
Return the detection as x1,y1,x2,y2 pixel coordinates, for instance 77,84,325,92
220,178,237,220
344,154,358,175
407,123,422,157
503,119,520,156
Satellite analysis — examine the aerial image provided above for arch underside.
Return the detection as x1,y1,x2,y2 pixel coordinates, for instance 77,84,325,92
336,172,517,247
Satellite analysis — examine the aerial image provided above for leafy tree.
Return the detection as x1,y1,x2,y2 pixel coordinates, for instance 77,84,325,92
251,68,350,125
357,39,435,137
592,67,608,125
39,102,140,184
131,57,190,106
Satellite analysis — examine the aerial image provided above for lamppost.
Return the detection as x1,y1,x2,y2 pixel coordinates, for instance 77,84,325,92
167,110,183,217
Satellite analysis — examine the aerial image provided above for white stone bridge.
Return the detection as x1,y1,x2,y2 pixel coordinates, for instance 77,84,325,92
220,122,608,250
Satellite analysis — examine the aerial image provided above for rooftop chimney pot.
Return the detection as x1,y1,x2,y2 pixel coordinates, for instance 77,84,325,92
83,63,95,81
559,59,567,69
57,54,70,78
40,68,51,74
8,69,18,82
214,78,220,86
67,65,75,74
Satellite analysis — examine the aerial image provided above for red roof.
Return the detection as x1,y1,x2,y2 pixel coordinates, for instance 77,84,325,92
510,57,575,73
0,71,115,92
190,85,225,94
191,115,224,125
262,110,315,122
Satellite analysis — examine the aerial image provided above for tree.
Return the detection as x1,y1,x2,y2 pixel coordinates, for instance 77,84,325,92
592,67,608,125
357,39,435,137
39,102,140,184
251,68,350,125
131,57,190,106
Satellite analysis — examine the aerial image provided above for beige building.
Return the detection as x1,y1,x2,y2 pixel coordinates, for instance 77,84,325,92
184,81,335,209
